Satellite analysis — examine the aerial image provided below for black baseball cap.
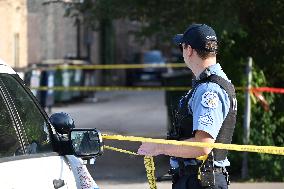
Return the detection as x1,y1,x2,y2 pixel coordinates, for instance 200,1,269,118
173,24,217,52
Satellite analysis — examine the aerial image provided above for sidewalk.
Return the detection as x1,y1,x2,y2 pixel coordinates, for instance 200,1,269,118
96,181,284,189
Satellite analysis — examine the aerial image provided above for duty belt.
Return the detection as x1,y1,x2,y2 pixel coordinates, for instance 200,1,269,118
169,165,226,177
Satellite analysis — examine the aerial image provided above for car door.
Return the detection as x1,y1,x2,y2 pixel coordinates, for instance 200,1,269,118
0,73,79,189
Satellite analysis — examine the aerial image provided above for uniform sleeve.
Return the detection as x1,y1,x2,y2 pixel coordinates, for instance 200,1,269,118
189,83,230,140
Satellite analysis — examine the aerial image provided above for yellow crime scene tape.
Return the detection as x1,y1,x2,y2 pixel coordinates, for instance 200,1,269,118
34,63,186,70
29,86,245,92
144,156,157,189
30,86,190,91
104,145,158,189
28,62,248,92
26,63,282,93
103,134,284,189
102,134,284,156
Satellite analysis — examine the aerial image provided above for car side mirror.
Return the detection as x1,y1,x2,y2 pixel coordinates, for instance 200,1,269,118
69,128,103,158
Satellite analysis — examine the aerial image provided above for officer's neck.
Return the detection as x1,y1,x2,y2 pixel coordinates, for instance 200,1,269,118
193,57,216,78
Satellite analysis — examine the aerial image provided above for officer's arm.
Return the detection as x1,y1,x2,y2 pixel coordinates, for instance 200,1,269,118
191,130,214,154
137,131,214,158
158,130,214,158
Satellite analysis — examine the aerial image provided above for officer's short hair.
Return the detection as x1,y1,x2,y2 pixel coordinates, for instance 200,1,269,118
195,40,218,60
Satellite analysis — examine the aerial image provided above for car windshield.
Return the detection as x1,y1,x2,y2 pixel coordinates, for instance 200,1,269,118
0,74,52,158
143,51,164,63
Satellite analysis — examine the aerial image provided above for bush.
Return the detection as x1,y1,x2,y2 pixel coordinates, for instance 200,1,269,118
229,63,284,181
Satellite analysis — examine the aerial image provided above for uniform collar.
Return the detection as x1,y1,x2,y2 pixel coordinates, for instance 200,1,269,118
192,63,221,86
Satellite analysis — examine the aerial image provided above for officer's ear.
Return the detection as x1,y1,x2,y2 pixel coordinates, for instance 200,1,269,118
186,45,194,57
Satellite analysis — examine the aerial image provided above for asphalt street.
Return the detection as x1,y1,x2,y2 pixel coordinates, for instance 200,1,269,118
53,91,168,138
52,91,284,189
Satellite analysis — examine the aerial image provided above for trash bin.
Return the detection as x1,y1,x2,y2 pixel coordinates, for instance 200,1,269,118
24,64,55,111
82,69,96,99
162,70,193,137
27,59,93,105
55,63,72,103
41,59,73,103
71,68,82,99
69,60,87,100
24,65,41,100
39,68,55,112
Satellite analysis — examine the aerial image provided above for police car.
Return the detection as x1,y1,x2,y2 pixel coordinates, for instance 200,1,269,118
0,59,103,189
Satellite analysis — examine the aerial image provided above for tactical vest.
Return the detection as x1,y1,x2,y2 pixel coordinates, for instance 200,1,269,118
168,74,237,161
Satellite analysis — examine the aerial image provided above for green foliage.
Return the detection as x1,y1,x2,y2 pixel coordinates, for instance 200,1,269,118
248,68,282,181
229,65,284,181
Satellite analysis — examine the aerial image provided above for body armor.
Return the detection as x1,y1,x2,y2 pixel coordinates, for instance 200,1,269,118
168,74,237,161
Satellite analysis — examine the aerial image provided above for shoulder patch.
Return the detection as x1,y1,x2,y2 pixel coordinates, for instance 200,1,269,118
201,91,219,109
198,113,213,126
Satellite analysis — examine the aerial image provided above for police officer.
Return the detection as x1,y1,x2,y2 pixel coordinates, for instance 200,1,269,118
137,24,237,189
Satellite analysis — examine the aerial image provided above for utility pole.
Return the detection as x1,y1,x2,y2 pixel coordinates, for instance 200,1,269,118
242,57,253,179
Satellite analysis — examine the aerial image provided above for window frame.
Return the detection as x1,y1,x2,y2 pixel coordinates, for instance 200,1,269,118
0,73,57,161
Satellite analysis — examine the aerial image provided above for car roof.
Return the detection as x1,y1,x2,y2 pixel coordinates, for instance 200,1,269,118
0,59,16,74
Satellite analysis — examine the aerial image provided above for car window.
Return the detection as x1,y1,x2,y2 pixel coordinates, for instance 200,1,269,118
0,74,52,156
0,93,22,158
